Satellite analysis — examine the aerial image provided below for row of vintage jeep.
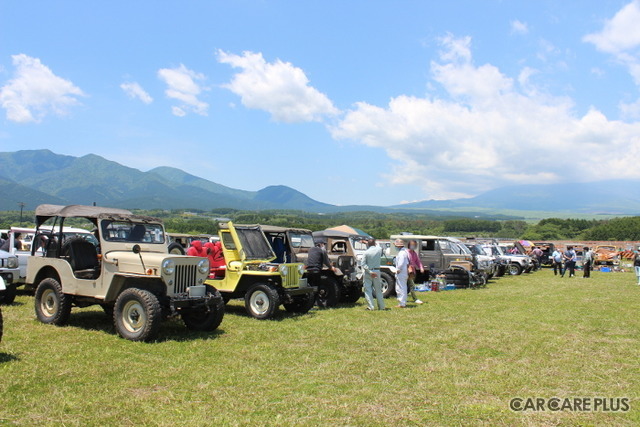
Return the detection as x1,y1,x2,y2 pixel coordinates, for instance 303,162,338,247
0,204,532,343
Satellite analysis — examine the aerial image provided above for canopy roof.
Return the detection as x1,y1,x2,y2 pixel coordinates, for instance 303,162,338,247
35,204,160,226
260,224,312,234
326,225,372,237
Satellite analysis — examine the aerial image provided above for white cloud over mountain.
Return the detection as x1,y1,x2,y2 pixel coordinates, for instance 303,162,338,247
217,50,338,123
158,64,208,116
0,54,84,123
331,35,640,199
120,81,153,104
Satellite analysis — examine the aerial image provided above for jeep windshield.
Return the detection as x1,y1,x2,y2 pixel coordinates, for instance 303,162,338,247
289,232,314,249
101,220,165,244
236,227,275,260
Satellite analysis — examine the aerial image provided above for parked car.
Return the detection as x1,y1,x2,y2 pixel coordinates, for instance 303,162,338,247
311,229,365,304
0,248,19,304
594,245,620,266
389,235,486,288
497,244,534,275
166,233,216,255
261,225,361,307
461,242,497,279
26,204,224,342
205,222,315,319
533,242,555,267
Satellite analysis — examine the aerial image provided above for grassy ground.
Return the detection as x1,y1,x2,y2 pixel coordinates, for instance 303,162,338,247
1,269,639,426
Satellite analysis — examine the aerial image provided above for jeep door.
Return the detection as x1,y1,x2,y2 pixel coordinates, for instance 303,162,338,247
419,239,440,270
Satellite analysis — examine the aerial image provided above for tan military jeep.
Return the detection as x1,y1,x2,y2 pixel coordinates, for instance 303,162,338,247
26,204,224,342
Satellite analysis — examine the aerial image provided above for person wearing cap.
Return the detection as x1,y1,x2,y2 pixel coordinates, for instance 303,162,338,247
394,238,409,308
306,240,335,286
361,238,385,310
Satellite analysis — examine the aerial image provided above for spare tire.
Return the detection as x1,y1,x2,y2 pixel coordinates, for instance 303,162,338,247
168,242,186,255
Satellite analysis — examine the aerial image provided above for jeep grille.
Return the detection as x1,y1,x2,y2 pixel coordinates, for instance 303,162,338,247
282,263,302,288
174,264,197,294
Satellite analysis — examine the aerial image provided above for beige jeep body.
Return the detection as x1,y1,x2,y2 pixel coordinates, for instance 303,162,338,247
26,204,224,342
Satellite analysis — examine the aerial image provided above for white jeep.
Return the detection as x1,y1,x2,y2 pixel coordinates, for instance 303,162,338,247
26,204,224,342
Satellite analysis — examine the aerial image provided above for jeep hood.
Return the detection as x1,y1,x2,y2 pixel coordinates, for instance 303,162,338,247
105,251,202,275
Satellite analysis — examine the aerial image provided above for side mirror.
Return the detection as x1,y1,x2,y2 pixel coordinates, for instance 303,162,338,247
132,244,141,254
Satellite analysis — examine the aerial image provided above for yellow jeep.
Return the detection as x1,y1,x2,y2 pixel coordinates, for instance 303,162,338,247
206,222,315,319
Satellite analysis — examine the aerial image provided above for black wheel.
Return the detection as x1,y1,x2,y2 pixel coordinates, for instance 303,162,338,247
283,292,315,314
168,242,185,255
495,266,505,277
34,278,72,325
380,271,396,298
114,288,162,342
181,286,225,331
244,283,280,319
0,283,17,305
101,303,114,319
445,270,470,289
508,263,523,275
315,277,341,308
340,284,362,304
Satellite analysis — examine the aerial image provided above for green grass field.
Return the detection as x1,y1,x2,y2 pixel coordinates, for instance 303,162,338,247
1,269,639,426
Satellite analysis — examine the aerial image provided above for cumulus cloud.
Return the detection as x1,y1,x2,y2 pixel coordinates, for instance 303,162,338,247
510,20,529,35
157,64,208,116
584,1,640,84
0,54,84,123
331,35,640,200
217,50,338,123
120,81,153,104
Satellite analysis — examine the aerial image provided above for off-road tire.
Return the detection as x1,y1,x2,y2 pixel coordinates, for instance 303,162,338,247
495,266,506,277
245,283,280,320
34,278,72,325
283,293,315,314
168,242,185,255
508,263,523,275
181,286,225,331
340,284,362,304
315,277,341,308
0,283,17,305
380,271,396,298
101,303,114,319
445,270,470,289
114,288,162,342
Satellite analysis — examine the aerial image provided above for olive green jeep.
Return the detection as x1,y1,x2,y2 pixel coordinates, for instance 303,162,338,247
26,204,224,342
205,222,315,319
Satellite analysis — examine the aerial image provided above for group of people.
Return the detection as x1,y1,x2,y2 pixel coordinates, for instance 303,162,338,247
360,238,424,310
550,245,593,278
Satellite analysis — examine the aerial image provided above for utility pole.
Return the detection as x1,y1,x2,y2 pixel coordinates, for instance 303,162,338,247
18,202,25,226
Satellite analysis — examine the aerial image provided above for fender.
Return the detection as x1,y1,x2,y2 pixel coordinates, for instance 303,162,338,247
0,275,5,291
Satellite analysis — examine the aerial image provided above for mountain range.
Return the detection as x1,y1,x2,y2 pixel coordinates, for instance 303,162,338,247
0,149,638,216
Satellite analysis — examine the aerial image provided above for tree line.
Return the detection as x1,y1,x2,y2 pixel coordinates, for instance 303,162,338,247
1,209,638,241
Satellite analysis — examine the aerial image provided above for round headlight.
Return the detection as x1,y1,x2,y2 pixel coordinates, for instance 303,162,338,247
197,259,210,274
278,264,288,276
297,264,305,275
162,259,175,275
7,256,18,269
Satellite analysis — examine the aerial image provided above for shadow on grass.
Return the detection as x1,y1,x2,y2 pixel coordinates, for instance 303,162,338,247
0,352,19,363
64,310,227,343
222,302,320,322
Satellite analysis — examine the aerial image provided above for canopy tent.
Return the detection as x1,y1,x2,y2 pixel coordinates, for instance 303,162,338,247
325,225,372,238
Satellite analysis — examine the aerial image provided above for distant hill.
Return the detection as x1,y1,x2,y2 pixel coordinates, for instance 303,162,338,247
0,149,638,216
0,150,329,212
395,181,640,215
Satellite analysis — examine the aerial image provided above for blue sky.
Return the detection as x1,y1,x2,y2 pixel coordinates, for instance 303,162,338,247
2,0,640,206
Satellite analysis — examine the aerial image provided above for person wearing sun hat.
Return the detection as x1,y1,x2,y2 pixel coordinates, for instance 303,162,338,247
394,238,409,308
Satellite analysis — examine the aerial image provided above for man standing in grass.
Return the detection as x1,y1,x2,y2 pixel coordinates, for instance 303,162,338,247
582,246,593,278
361,238,385,311
394,239,409,308
552,247,563,276
561,246,577,278
634,249,640,285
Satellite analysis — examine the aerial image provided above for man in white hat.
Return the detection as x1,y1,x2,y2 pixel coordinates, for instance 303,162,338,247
394,238,409,308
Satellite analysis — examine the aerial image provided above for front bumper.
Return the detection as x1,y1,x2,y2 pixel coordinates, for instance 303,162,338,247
170,291,223,310
284,278,315,297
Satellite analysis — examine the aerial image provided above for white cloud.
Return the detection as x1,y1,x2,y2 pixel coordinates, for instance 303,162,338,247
331,35,640,200
217,50,338,123
120,81,153,104
584,1,640,84
510,20,529,35
0,54,84,123
157,64,208,116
